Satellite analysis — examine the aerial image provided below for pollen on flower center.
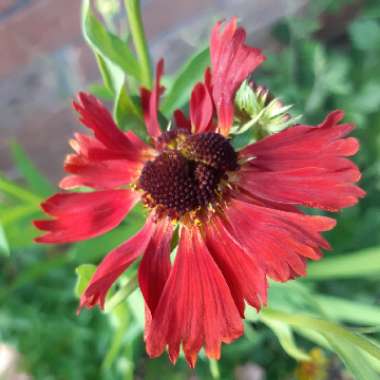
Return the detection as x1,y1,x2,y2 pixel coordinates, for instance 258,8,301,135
138,132,238,217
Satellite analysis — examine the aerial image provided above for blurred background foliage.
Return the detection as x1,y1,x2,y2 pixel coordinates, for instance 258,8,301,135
1,0,380,379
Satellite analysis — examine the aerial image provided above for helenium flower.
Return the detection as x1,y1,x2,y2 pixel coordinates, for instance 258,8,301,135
34,18,364,367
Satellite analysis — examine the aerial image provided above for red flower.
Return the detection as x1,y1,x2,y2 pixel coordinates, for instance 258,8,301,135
34,19,364,367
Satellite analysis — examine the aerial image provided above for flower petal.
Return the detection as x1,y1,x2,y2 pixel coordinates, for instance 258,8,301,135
79,217,156,310
204,216,267,313
146,227,243,368
190,82,213,133
59,132,147,190
173,109,191,131
72,92,139,159
241,111,356,159
238,111,365,211
224,198,336,282
138,217,173,315
34,190,139,243
210,18,265,135
141,59,164,140
239,167,363,211
60,157,142,190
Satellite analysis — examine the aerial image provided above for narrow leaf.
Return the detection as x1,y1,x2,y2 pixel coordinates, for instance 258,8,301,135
0,204,39,226
114,84,146,139
161,47,210,117
259,309,380,362
261,317,310,361
94,52,124,95
82,0,140,80
324,333,379,380
316,295,380,326
114,82,143,122
88,83,114,100
308,246,380,279
0,176,41,205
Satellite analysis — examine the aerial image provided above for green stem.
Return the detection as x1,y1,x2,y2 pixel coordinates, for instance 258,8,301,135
105,275,138,313
124,0,152,88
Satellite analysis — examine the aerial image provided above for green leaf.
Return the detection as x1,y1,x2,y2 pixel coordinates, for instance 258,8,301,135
261,317,310,361
294,327,330,350
316,295,380,326
307,246,380,279
94,52,125,95
82,0,140,80
88,82,114,100
0,204,39,226
324,333,380,380
75,264,97,298
0,176,41,205
4,220,40,249
114,83,144,129
259,309,380,362
0,224,10,257
261,280,328,317
10,143,53,197
114,87,147,141
264,309,380,377
93,48,144,137
161,47,210,117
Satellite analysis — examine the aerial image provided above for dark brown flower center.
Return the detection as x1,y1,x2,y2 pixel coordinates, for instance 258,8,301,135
138,132,238,216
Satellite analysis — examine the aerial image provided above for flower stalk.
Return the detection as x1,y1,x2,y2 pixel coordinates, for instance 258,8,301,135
124,0,152,88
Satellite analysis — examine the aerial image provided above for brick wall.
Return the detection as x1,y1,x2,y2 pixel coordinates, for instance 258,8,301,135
0,0,307,182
